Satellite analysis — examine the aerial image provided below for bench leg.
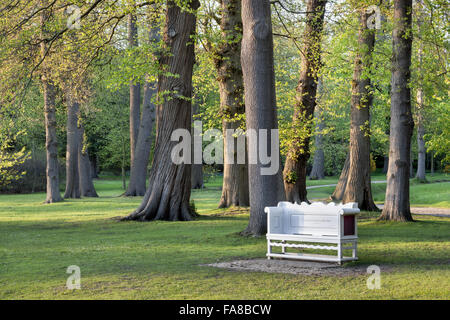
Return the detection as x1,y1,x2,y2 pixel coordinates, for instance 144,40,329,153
267,240,271,260
352,241,357,259
337,243,342,265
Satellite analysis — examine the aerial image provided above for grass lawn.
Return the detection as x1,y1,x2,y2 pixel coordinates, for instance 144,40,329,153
0,174,449,299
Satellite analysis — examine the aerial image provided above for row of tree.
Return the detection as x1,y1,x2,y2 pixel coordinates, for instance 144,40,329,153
0,0,448,235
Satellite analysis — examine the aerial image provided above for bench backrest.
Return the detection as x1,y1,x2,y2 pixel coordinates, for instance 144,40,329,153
265,202,359,237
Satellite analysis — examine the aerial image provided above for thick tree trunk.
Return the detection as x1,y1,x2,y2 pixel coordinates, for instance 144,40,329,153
191,104,203,189
309,107,325,180
64,100,81,199
122,0,200,221
342,9,379,211
241,0,285,236
128,13,141,176
78,129,98,197
379,0,414,221
331,152,349,201
41,6,62,203
215,0,249,208
125,22,159,196
283,0,327,203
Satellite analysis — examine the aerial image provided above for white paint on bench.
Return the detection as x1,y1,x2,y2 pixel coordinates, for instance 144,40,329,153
265,202,359,264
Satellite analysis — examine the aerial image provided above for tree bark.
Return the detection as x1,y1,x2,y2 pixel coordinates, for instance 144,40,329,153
64,100,81,199
283,0,327,203
78,128,98,197
415,8,426,182
125,81,156,196
309,107,325,180
241,0,285,236
191,103,203,189
128,13,141,178
125,21,159,196
342,9,379,211
90,155,99,179
382,156,389,173
215,0,249,208
331,152,349,201
41,5,62,203
122,0,200,221
379,0,414,221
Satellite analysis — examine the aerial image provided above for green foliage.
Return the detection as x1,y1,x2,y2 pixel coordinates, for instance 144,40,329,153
0,130,30,188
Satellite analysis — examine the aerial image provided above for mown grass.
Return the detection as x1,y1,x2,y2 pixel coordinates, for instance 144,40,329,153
0,174,449,299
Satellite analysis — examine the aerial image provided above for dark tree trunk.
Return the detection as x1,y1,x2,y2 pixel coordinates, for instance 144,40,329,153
41,6,62,203
215,0,249,208
379,0,414,221
309,106,325,180
90,155,99,179
331,152,349,201
64,100,81,199
123,0,200,221
383,156,389,173
78,128,98,197
191,163,203,189
342,9,379,211
241,0,285,236
191,103,203,189
430,151,434,174
283,0,327,203
125,81,157,196
128,13,141,177
125,22,159,196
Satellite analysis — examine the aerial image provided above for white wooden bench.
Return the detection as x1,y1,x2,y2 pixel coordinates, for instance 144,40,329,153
265,202,360,264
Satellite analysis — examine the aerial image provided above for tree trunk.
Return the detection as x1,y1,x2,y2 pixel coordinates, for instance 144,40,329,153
215,0,249,208
383,156,389,173
122,0,200,221
415,9,426,182
64,100,81,199
415,111,426,181
191,103,203,189
90,156,99,179
128,13,141,176
331,152,349,201
41,6,62,203
283,0,327,203
78,128,98,197
379,0,414,221
430,151,434,174
241,0,285,236
125,80,157,196
342,9,379,211
125,21,159,196
309,107,325,180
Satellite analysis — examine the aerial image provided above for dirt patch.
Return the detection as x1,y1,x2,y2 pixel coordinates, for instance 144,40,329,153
204,259,391,277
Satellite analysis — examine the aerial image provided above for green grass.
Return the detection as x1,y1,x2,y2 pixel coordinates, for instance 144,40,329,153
0,174,449,299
